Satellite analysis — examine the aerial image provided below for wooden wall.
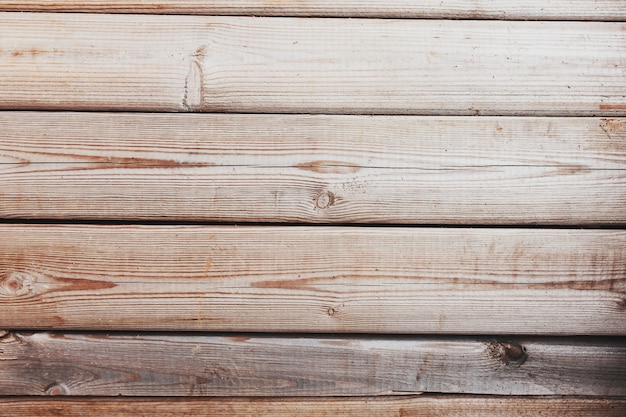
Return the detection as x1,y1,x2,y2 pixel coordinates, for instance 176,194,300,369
0,1,625,415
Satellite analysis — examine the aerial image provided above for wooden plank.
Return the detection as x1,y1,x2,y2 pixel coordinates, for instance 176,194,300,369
2,113,625,224
1,14,624,115
1,397,625,417
1,225,625,334
1,1,625,21
0,332,625,396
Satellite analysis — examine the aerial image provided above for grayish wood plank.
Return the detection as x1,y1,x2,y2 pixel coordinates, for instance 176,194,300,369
1,226,624,334
0,332,625,396
1,113,625,224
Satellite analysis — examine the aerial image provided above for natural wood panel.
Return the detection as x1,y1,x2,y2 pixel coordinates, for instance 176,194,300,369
1,0,625,20
1,396,625,417
1,14,624,115
2,113,625,224
1,225,624,334
1,332,625,396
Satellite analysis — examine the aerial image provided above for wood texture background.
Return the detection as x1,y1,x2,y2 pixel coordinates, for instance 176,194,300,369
1,112,625,224
1,225,624,334
1,332,625,396
1,0,625,411
1,0,625,20
1,14,625,115
1,396,625,417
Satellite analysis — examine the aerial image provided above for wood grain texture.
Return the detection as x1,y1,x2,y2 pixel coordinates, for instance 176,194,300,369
1,396,625,417
2,113,625,224
1,332,625,396
1,225,625,334
1,14,624,115
1,0,625,20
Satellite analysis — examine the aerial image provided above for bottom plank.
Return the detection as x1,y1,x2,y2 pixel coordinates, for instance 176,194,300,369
0,396,624,417
1,332,625,396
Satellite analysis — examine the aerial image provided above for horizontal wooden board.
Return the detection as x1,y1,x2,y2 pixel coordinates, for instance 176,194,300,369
1,397,625,417
1,14,624,115
1,1,625,20
2,113,625,224
1,225,625,334
1,332,625,396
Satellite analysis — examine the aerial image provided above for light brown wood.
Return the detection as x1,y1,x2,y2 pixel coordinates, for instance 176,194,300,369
2,113,625,224
1,0,625,20
1,332,625,396
1,14,624,115
1,396,625,416
1,225,624,334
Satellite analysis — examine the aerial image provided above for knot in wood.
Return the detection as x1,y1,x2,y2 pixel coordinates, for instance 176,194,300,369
44,383,70,396
0,271,36,297
315,191,335,209
486,340,528,366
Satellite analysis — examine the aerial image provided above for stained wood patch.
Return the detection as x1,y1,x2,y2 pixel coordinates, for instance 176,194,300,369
1,14,624,115
1,225,625,334
1,332,625,396
1,396,625,416
1,1,625,20
1,113,625,224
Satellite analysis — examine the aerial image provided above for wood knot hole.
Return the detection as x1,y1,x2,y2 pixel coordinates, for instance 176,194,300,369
326,307,337,316
315,191,335,209
486,340,528,366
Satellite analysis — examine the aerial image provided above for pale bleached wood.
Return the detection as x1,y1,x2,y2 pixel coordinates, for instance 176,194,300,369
1,225,625,334
1,0,625,20
0,397,625,417
1,14,624,115
0,332,625,396
1,112,625,224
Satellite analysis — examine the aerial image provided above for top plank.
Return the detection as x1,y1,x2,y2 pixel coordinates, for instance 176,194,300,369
0,13,624,115
0,1,625,20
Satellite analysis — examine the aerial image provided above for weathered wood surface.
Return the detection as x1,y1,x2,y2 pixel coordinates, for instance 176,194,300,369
1,396,625,417
1,225,625,334
1,0,625,20
1,332,625,396
2,113,625,224
1,14,624,115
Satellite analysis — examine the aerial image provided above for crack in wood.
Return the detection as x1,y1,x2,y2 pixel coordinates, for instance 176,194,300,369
183,46,206,112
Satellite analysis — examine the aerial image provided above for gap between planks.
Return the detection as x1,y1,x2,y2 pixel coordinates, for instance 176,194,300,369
1,14,624,115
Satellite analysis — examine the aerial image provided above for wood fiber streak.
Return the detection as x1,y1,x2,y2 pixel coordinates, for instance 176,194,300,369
1,0,625,20
1,113,625,224
0,14,624,115
1,226,625,334
0,396,625,416
0,333,625,396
